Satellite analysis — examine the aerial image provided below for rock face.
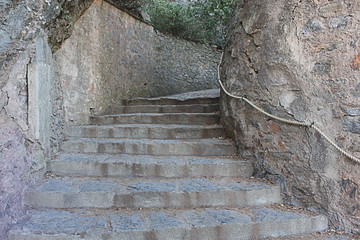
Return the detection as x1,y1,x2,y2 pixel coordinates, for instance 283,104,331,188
0,117,31,238
220,0,360,233
55,0,220,124
0,0,220,238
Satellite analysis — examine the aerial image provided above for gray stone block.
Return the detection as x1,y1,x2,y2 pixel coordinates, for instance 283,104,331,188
11,209,107,235
180,179,222,192
149,212,186,229
343,116,360,134
111,213,145,231
129,182,176,192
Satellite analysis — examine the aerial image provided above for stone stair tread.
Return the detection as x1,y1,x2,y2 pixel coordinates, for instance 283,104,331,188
63,138,233,144
93,112,219,117
118,97,220,106
104,103,219,114
90,112,220,125
61,138,236,156
67,124,223,128
48,153,253,178
110,103,220,107
9,207,328,240
270,232,354,240
65,124,225,139
53,153,244,164
24,177,280,209
26,177,277,193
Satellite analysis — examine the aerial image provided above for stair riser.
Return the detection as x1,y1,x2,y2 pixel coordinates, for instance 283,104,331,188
90,114,220,125
48,161,253,178
9,215,328,240
25,188,280,209
66,127,225,139
120,98,219,106
106,104,219,114
61,142,236,156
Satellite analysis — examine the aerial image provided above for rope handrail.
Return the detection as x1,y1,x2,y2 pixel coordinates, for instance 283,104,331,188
217,52,360,164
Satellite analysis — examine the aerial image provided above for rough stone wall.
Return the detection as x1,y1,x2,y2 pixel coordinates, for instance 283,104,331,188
0,0,219,237
221,0,360,233
0,0,94,238
1,1,45,237
0,117,31,239
54,0,220,124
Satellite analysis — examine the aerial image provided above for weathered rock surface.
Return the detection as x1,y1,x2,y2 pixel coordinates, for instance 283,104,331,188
0,116,31,237
220,0,360,234
0,1,221,238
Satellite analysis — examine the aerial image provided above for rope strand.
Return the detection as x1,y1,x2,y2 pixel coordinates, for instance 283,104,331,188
218,52,360,164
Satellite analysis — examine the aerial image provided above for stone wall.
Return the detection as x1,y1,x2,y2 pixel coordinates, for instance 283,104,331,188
54,0,220,124
1,1,47,237
221,0,360,233
0,0,220,237
0,0,96,236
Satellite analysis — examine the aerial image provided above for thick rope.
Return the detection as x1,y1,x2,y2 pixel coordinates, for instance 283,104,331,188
218,52,360,164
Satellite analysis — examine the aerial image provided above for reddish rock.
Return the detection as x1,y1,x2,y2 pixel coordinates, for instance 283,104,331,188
351,54,360,70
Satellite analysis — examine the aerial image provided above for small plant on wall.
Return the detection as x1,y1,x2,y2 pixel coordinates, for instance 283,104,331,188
144,0,237,47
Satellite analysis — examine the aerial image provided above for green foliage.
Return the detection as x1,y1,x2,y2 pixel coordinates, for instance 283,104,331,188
144,0,236,47
190,0,237,45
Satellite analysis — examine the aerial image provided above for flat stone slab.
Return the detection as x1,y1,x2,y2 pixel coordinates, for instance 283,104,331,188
60,138,236,156
9,206,328,240
48,154,253,178
118,89,220,106
89,112,220,125
65,124,225,139
24,177,280,209
164,89,220,100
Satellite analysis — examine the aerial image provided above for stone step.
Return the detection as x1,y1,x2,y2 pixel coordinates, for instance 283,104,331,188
104,103,219,114
24,177,280,209
89,113,220,125
65,124,225,139
119,96,219,106
61,138,236,156
9,207,328,240
48,154,254,178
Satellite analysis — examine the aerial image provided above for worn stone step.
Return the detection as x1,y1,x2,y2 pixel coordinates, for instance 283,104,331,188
25,177,280,209
65,124,225,139
104,103,219,114
61,138,236,156
9,207,328,240
89,113,220,125
119,96,219,106
49,154,253,178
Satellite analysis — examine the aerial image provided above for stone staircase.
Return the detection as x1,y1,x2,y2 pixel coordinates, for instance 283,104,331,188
9,92,328,239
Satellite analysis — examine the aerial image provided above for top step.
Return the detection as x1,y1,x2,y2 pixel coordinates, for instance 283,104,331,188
119,97,219,106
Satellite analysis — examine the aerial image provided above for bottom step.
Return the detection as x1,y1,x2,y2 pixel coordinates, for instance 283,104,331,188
10,207,327,240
